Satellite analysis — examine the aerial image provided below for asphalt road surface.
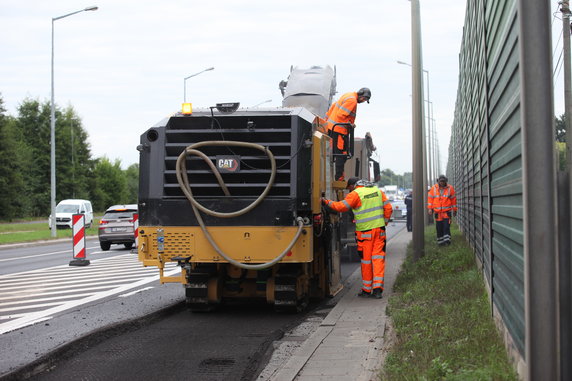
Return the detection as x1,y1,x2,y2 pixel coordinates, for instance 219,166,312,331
2,222,406,381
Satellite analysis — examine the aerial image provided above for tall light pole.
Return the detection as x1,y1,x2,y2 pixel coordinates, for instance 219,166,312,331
183,67,214,103
51,6,98,237
397,60,433,184
560,3,572,379
426,100,434,182
410,0,425,260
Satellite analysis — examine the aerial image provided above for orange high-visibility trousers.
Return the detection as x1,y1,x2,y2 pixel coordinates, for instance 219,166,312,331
356,227,387,292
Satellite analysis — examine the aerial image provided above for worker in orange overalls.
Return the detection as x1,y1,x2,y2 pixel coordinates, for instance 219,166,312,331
325,88,371,181
427,175,457,245
322,177,392,299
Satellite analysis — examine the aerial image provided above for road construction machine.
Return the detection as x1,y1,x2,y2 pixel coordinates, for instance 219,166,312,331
136,65,379,311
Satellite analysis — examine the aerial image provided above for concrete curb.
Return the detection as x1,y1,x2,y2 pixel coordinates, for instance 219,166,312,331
0,236,98,250
269,227,410,381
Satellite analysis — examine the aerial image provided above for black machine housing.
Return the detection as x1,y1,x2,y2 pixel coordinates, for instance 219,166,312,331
138,107,317,228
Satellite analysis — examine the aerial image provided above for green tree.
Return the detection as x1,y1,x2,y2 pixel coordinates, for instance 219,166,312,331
13,99,94,215
556,114,567,143
57,106,94,200
14,99,51,216
378,168,397,187
2,96,138,218
0,94,28,220
402,172,413,189
125,163,139,203
91,157,128,212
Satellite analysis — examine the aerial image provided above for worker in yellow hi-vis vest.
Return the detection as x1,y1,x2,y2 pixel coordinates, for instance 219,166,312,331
322,177,392,299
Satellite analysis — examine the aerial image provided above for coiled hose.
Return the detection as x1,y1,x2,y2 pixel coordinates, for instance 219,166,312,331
175,141,305,270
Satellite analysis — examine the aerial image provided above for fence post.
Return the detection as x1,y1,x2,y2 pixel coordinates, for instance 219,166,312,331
518,0,559,378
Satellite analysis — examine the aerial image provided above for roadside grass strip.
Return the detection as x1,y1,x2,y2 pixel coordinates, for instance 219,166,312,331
0,220,101,244
381,223,518,380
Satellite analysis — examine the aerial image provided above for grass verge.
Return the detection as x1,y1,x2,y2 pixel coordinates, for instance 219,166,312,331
0,219,100,245
381,223,518,381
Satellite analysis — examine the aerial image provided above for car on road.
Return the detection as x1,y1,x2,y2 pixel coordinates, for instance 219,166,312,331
98,204,138,251
49,199,94,229
389,199,407,221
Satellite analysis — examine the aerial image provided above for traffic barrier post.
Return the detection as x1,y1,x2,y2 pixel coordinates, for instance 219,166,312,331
132,213,139,253
69,213,90,266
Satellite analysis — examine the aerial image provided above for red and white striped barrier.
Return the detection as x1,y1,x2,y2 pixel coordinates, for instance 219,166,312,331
133,213,139,252
70,214,90,266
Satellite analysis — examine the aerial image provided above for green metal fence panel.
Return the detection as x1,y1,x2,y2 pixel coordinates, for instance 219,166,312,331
486,0,524,355
450,0,524,355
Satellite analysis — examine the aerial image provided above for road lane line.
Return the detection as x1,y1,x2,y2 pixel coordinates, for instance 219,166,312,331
0,244,103,263
119,287,155,297
0,301,66,312
0,292,95,306
0,253,135,278
0,267,181,335
0,266,160,286
0,274,162,294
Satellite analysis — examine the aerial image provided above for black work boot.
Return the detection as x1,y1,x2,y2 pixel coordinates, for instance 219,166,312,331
357,290,371,298
372,288,383,299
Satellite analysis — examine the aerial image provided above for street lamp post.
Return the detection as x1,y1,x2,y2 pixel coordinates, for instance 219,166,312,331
50,6,98,238
410,0,425,260
426,100,434,182
397,60,433,184
183,67,214,103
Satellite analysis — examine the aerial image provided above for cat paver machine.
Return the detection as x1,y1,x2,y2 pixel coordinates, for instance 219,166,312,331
136,66,378,311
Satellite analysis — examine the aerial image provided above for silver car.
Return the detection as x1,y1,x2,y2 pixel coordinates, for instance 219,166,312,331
389,199,407,221
98,204,138,251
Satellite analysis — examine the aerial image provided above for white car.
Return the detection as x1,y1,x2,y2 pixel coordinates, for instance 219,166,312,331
49,199,94,229
389,199,407,220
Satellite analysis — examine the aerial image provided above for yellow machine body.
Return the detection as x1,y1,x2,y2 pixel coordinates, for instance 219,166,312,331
138,225,313,266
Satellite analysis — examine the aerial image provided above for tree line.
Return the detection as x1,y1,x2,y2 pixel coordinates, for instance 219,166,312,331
0,93,138,221
377,169,413,189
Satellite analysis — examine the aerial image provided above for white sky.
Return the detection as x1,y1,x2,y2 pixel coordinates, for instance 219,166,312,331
1,1,473,175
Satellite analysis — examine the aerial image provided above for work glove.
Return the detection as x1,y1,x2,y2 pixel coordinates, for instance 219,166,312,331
321,198,328,206
453,210,457,217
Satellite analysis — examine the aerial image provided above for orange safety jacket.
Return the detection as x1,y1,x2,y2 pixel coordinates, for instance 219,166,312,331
325,92,358,136
325,185,393,230
427,184,457,219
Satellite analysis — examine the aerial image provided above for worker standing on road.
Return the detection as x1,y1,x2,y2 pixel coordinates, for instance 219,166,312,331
427,175,457,245
325,88,371,180
405,191,413,232
322,177,392,299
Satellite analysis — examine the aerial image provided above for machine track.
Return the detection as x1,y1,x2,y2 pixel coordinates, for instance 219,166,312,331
185,265,218,312
274,265,308,313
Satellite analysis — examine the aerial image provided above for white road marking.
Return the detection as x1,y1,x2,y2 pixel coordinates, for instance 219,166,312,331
0,254,180,335
119,287,155,298
0,244,101,263
0,253,137,278
0,292,95,306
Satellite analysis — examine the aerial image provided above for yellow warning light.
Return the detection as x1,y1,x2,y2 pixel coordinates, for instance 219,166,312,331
182,103,193,115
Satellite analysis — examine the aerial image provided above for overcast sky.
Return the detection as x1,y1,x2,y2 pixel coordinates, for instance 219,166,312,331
4,1,562,177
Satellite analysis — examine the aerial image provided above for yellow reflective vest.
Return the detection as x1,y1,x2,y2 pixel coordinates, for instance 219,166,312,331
353,186,386,231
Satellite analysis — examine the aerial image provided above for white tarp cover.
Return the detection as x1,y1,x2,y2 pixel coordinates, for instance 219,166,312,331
281,65,336,117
